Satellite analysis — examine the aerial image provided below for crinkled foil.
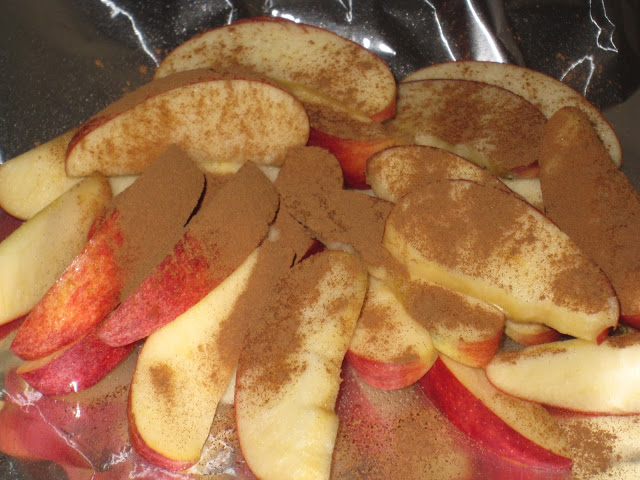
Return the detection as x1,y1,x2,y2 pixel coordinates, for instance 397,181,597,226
0,1,639,479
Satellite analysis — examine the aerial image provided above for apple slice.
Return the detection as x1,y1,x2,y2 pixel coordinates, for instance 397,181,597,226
504,320,561,346
499,177,543,210
155,17,397,122
16,328,134,396
383,179,619,342
10,147,205,360
538,106,640,322
305,103,410,189
403,60,622,166
0,176,112,327
345,276,437,390
366,144,509,203
485,333,640,414
401,279,505,368
387,79,546,178
420,355,573,470
65,68,309,177
97,162,279,347
235,250,368,480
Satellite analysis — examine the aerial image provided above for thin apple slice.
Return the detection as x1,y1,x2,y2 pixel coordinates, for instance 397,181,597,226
235,250,368,480
499,177,543,210
10,147,205,360
155,17,397,121
305,102,410,189
504,320,561,346
0,176,111,327
538,106,640,322
420,355,573,470
401,279,505,368
383,179,619,342
345,276,437,390
366,144,509,203
97,162,279,347
485,333,640,414
403,60,622,166
16,328,134,396
66,68,309,177
387,79,546,178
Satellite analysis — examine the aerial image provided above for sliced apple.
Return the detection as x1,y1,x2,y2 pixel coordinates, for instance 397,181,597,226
499,177,543,210
16,328,134,396
235,250,367,480
504,320,561,346
486,333,640,414
384,179,619,342
538,106,640,322
65,68,309,177
97,163,279,347
155,17,397,122
0,176,111,327
387,79,546,178
305,102,410,189
400,279,505,367
420,355,573,470
345,276,436,390
403,60,622,166
366,144,509,203
10,147,205,360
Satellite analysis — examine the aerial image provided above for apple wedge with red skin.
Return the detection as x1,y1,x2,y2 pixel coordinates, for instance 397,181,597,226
155,17,397,122
10,147,205,360
383,179,619,342
538,107,640,323
235,250,368,480
305,103,410,189
485,333,640,414
66,68,309,177
98,163,279,347
420,355,573,471
504,320,560,346
403,60,622,167
387,79,546,178
345,276,437,390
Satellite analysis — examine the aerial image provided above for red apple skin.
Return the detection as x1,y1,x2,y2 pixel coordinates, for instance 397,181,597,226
0,208,22,241
509,162,540,179
419,357,573,471
307,128,408,189
442,333,503,369
10,209,125,360
0,316,23,341
17,329,134,396
622,313,640,329
344,349,430,390
97,231,233,347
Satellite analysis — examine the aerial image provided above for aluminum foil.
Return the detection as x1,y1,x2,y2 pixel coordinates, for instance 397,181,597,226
0,1,639,479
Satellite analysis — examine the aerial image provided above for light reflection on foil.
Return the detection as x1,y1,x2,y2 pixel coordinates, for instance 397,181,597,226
99,0,160,66
271,9,301,23
423,0,456,61
465,0,506,62
560,55,596,96
590,0,618,52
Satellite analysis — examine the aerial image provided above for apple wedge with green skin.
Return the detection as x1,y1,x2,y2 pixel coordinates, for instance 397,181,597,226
0,176,112,327
235,250,368,480
403,60,622,167
65,68,309,177
504,320,560,346
11,147,205,361
387,79,546,178
155,17,397,122
305,103,410,189
400,279,505,368
485,333,640,414
383,179,619,342
98,163,279,347
345,276,437,390
538,107,640,323
366,145,510,203
420,355,573,471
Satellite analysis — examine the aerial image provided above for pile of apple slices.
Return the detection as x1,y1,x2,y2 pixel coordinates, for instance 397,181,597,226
1,15,640,480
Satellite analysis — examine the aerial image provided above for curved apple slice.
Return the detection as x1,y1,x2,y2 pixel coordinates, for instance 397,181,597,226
384,179,619,342
345,276,436,390
402,60,622,167
0,176,111,327
486,333,640,414
155,17,397,122
235,250,367,480
387,79,546,177
504,320,561,346
66,69,309,177
420,355,573,470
